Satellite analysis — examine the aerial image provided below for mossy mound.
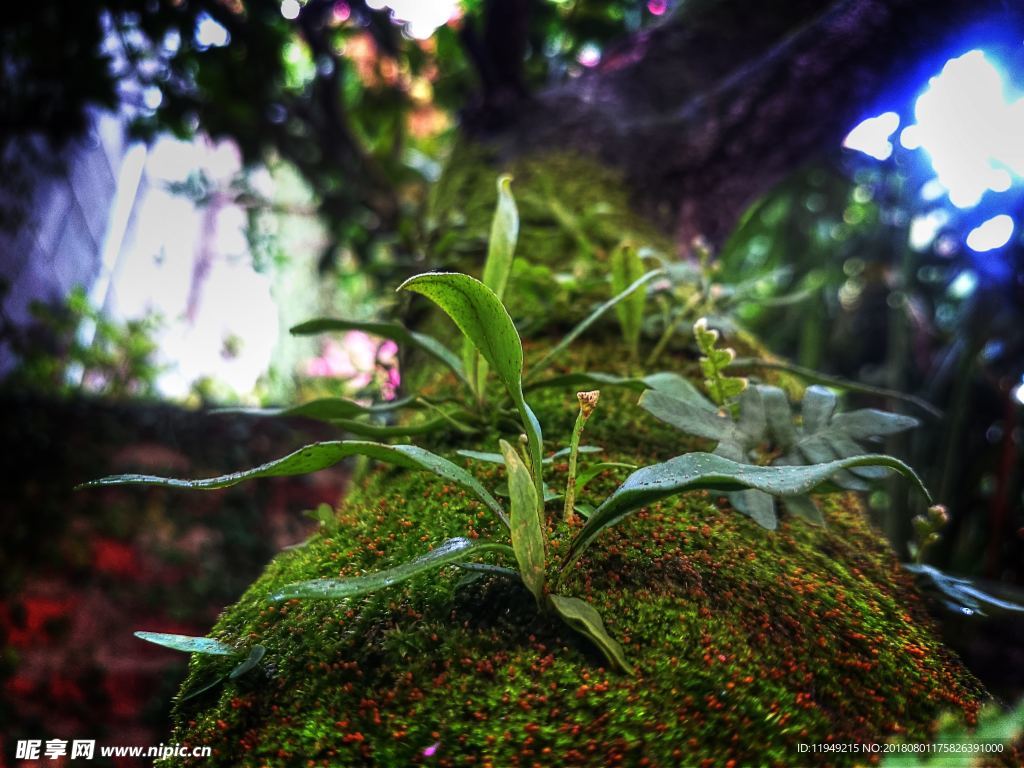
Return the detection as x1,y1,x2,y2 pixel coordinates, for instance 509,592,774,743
165,375,984,767
164,148,987,765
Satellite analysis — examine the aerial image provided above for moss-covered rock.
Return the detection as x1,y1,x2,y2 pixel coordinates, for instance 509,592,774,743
163,149,987,766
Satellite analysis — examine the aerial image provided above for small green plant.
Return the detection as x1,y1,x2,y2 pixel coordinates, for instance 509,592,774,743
638,319,921,529
81,177,943,678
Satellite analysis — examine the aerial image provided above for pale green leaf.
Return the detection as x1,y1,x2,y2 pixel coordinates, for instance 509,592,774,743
134,632,236,656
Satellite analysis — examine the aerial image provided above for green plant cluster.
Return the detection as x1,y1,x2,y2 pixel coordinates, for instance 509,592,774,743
1,284,162,398
84,178,940,680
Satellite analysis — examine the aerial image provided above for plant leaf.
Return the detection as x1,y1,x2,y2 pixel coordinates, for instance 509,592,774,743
464,175,520,398
272,538,514,600
399,272,544,499
134,632,236,656
459,446,603,466
500,440,545,604
291,317,468,388
905,564,1024,616
482,176,519,300
564,452,931,566
773,385,920,490
548,594,635,675
80,440,508,527
214,396,420,421
529,268,665,380
639,389,735,443
526,370,704,401
782,494,824,525
728,489,778,529
610,242,646,355
229,645,266,679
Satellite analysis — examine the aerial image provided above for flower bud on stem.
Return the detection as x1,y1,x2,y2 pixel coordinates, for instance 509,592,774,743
564,391,600,524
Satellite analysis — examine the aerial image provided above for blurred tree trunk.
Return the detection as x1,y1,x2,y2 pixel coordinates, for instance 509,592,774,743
465,0,1017,252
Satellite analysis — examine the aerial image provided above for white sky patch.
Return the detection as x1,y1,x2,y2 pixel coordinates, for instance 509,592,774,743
107,137,279,399
843,111,900,161
368,0,458,39
965,214,1015,252
904,50,1024,209
281,0,301,21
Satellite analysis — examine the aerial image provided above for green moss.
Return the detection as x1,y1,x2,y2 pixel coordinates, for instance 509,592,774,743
164,374,984,768
163,146,987,766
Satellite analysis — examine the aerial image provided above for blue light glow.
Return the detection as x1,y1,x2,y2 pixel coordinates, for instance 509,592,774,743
843,112,900,161
901,50,1024,209
966,214,1015,252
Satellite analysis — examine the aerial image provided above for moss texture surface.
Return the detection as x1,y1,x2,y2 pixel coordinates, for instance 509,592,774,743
165,151,987,766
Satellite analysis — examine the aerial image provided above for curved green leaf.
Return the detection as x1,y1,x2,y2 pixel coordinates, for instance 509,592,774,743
399,272,543,498
399,272,523,397
214,396,420,421
564,452,931,567
134,632,236,656
483,175,519,301
290,317,467,387
229,645,266,679
501,440,545,604
272,538,515,600
80,440,508,527
548,594,634,675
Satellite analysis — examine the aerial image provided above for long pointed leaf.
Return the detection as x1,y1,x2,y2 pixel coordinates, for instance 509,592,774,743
80,440,508,527
134,632,236,656
272,538,514,600
291,317,468,387
500,440,545,603
215,396,420,421
565,452,931,566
